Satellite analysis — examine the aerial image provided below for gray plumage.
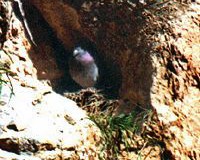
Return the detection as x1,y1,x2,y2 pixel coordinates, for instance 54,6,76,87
69,47,98,87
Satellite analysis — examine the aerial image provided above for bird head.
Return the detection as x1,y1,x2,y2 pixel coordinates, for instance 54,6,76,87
73,47,94,64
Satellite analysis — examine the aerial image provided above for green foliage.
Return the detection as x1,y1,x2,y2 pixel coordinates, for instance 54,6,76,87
89,107,153,159
0,74,2,96
0,61,14,100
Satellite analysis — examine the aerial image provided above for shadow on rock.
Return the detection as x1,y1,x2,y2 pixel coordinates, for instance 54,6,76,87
20,3,121,99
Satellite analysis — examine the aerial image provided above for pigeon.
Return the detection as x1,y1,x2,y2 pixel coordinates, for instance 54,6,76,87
69,47,99,87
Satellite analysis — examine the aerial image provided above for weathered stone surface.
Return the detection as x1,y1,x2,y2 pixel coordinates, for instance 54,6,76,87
0,0,200,159
0,2,103,159
150,3,200,159
0,80,103,159
76,3,200,159
27,0,81,49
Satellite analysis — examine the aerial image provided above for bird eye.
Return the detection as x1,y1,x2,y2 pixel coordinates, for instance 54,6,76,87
73,50,79,56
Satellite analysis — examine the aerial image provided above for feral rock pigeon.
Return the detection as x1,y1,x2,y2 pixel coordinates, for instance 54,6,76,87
69,47,98,87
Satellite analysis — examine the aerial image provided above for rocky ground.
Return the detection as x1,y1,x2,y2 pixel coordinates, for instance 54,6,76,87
0,0,199,159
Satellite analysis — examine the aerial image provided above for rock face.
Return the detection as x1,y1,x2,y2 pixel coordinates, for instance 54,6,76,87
0,0,200,159
150,3,200,159
0,80,103,159
25,0,81,50
0,1,103,159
